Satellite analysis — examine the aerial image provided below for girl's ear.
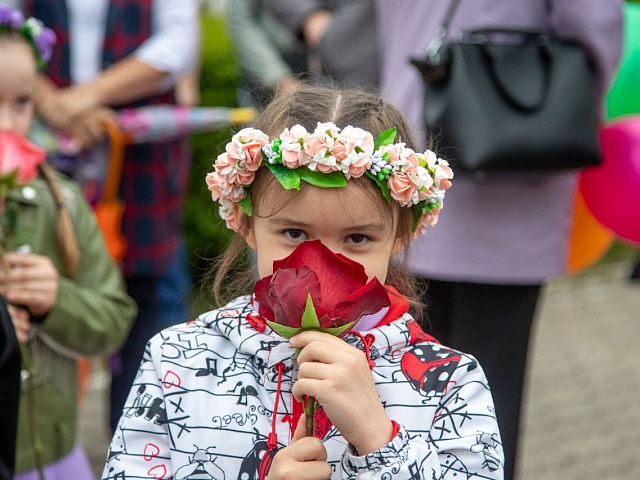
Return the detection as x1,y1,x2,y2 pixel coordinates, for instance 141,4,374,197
237,209,257,249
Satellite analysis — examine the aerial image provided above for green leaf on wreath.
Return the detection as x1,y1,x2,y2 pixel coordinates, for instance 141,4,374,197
266,321,303,339
238,194,252,216
301,293,321,330
412,204,424,231
373,127,397,150
296,168,347,188
366,171,392,204
265,162,301,190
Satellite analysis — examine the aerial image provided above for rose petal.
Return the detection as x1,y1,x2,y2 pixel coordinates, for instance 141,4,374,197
332,278,391,325
269,267,320,328
272,241,368,310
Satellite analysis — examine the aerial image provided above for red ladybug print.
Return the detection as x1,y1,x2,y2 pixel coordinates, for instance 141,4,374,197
401,344,462,398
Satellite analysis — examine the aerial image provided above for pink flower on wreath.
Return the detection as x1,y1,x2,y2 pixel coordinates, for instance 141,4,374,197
280,125,309,169
305,122,339,173
219,200,240,231
333,125,374,179
414,209,441,237
205,171,224,201
226,127,268,171
388,171,419,207
434,162,454,191
214,153,255,187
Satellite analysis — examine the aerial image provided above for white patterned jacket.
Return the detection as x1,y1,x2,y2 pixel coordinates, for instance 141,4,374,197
102,296,504,479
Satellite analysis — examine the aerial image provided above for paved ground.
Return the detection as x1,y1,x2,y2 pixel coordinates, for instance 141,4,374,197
79,257,640,479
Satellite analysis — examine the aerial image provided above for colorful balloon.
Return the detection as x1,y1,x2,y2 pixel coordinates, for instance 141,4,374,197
579,117,640,244
566,188,614,273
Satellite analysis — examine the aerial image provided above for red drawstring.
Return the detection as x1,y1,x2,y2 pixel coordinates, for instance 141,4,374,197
246,313,266,333
351,332,376,370
268,362,285,450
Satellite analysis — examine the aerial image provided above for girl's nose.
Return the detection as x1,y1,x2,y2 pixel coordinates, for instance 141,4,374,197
0,107,16,132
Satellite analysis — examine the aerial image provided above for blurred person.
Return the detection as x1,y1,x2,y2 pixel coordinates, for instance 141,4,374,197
260,0,378,89
0,296,20,480
0,8,136,478
226,0,307,109
374,0,623,478
10,0,199,432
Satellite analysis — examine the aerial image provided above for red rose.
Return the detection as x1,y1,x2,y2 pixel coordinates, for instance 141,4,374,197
253,240,391,337
0,131,46,190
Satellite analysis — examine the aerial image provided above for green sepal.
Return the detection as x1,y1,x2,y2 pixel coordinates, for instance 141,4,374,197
264,162,301,190
373,127,397,150
238,194,252,216
412,204,424,231
301,293,321,329
366,171,392,205
296,168,347,188
266,321,303,339
319,321,357,337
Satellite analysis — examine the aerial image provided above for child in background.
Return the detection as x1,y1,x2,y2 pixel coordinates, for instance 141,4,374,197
103,85,503,479
0,7,136,479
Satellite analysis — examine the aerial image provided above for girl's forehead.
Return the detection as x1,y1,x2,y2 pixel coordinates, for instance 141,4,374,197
259,181,395,228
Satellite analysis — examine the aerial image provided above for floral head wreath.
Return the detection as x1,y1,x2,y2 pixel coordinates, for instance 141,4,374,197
0,6,56,68
206,122,454,235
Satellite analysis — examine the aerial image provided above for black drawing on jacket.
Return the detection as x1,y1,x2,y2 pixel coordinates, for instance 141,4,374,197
174,446,225,479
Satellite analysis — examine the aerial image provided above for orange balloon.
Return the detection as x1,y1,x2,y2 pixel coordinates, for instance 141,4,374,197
566,187,614,274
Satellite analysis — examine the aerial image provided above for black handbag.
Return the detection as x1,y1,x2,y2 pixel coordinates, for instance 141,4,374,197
410,0,601,172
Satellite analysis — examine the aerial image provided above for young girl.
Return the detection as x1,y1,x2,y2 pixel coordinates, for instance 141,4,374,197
104,85,504,479
0,7,136,479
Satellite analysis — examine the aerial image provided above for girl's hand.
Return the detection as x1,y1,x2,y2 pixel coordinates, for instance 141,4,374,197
0,253,60,317
8,304,31,344
268,414,331,480
291,331,393,456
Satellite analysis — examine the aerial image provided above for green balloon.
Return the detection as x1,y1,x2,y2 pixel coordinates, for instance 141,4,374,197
607,2,640,119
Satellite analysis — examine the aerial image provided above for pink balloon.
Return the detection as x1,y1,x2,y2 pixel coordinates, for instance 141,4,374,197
580,116,640,244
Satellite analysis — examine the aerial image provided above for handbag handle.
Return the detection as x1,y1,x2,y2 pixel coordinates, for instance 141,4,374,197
468,29,553,112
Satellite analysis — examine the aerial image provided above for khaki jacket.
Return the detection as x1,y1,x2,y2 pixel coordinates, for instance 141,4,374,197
4,172,136,473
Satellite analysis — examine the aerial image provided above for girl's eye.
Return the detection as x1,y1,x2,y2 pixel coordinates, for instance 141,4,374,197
347,234,369,246
15,96,32,107
283,229,307,241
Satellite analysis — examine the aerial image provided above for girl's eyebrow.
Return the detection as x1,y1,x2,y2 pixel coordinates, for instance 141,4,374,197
269,217,385,232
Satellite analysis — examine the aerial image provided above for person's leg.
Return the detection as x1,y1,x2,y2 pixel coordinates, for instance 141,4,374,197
109,276,160,431
447,281,541,480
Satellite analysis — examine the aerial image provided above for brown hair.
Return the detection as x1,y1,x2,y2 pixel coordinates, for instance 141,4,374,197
38,164,81,278
209,84,426,316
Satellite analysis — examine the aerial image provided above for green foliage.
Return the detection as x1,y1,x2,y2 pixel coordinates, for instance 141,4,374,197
184,13,241,279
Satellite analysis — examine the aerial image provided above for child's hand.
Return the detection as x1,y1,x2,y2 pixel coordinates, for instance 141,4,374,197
8,304,31,344
0,252,60,317
268,414,331,479
291,331,393,456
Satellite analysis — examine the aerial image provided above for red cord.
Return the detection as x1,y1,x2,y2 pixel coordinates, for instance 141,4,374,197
268,362,285,450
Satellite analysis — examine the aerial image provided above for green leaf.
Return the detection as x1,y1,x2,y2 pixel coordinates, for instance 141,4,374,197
301,293,321,329
266,321,303,339
412,204,424,231
373,127,397,150
264,162,301,190
238,194,252,216
365,171,392,204
296,168,347,188
320,321,357,337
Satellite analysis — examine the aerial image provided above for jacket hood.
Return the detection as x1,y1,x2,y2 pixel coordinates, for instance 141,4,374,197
196,296,429,369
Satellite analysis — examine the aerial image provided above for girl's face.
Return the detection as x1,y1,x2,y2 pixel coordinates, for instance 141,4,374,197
0,41,36,136
244,180,403,284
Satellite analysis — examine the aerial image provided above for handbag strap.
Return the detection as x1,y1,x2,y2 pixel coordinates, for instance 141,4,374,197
424,0,463,62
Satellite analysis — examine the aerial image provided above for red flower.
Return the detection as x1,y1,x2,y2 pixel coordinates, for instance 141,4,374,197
253,240,390,337
0,131,45,190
